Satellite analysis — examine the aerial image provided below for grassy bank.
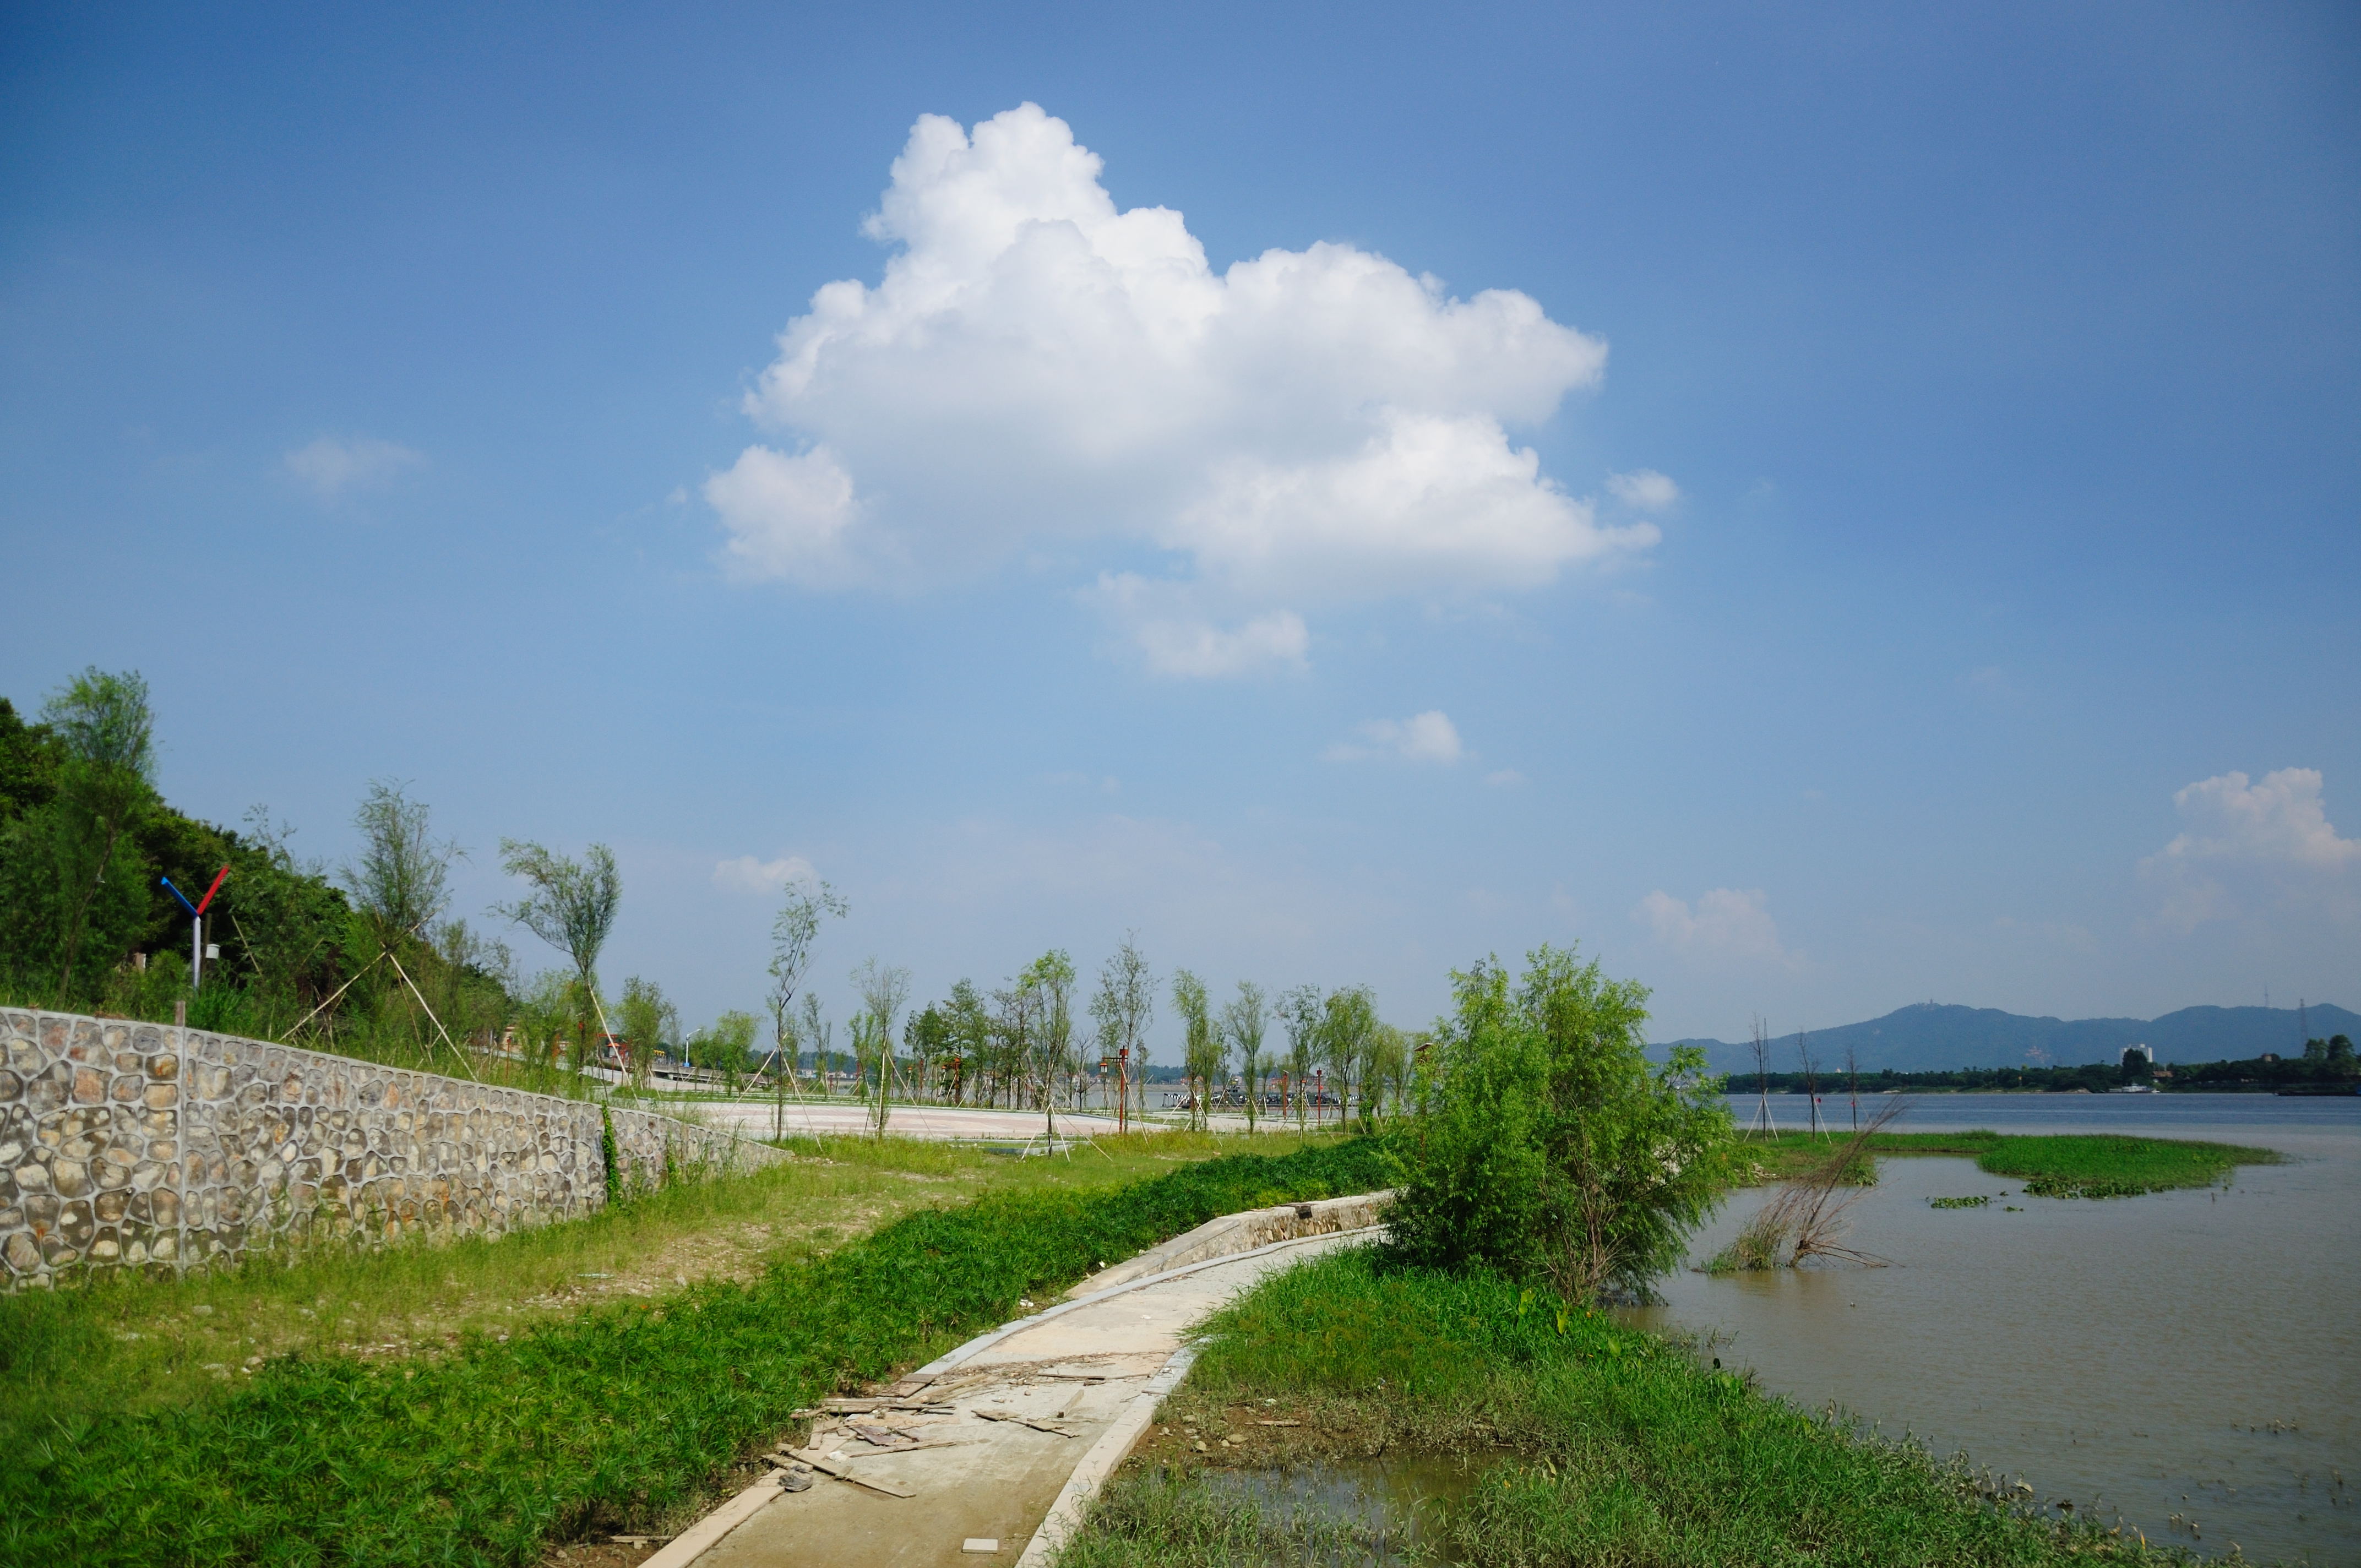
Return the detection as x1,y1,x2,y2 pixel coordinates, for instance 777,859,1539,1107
1,1129,1314,1453
1068,1245,2187,1566
1739,1129,2277,1196
2,1134,1386,1566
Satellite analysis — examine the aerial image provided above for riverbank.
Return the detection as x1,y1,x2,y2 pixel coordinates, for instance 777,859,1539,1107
1067,1245,2177,1565
2,1135,1384,1566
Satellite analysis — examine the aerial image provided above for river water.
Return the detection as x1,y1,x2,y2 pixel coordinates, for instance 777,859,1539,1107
1622,1093,2361,1564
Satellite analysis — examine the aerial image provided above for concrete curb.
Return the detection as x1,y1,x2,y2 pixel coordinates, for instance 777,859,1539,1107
1012,1343,1201,1568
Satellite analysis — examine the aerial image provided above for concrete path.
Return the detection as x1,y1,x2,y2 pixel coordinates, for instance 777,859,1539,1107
682,1100,1163,1144
661,1195,1384,1568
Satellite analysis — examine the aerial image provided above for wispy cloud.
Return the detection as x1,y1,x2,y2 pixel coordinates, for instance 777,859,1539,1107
1635,887,1798,967
1326,710,1464,765
283,435,423,500
1605,469,1680,510
712,853,819,895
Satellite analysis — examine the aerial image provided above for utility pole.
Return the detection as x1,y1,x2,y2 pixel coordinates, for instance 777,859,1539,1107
1116,1046,1128,1136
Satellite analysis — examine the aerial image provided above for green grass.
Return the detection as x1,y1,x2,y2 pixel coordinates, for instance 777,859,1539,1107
0,1128,1320,1455
1736,1129,2276,1197
1067,1246,2190,1567
1,1134,1389,1566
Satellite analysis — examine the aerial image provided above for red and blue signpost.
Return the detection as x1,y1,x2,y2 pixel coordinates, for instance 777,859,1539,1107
160,865,229,991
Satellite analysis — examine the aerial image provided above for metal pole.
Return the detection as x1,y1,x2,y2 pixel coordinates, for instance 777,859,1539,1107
191,914,202,992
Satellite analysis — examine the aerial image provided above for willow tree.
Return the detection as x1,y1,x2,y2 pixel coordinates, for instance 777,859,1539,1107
1172,969,1222,1130
852,956,910,1139
1385,945,1738,1304
1221,981,1270,1133
766,878,845,1095
341,781,464,1061
1089,934,1154,1126
1275,984,1322,1131
1020,950,1077,1137
1319,984,1378,1131
494,839,621,1074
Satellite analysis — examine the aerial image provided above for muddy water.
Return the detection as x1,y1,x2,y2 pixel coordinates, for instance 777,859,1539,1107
1625,1095,2361,1564
1196,1460,1473,1564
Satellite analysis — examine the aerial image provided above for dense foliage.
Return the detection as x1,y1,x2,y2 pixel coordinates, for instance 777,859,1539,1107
1384,945,1738,1302
0,1137,1390,1567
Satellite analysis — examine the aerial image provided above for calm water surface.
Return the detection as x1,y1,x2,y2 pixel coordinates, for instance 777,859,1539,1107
1623,1094,2361,1564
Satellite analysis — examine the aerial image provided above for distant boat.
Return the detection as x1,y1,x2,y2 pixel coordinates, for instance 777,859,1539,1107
2110,1084,2159,1094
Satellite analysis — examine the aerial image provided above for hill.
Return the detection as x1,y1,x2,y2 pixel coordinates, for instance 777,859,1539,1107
1661,1000,2360,1076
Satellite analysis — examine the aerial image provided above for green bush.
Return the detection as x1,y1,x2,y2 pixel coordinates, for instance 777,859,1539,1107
1,1139,1390,1567
1383,945,1738,1301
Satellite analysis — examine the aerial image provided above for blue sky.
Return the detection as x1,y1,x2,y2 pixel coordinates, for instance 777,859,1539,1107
4,3,2355,1049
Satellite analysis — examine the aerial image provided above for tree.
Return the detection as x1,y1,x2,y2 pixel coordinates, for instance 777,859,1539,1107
618,977,681,1089
1019,950,1077,1136
905,1003,953,1098
991,978,1039,1114
1172,969,1221,1130
1319,984,1377,1131
1367,1022,1410,1126
1221,980,1270,1133
1745,1017,1777,1137
766,879,846,1090
1089,934,1154,1128
797,992,833,1094
1384,944,1739,1304
696,1009,759,1091
945,978,991,1104
27,669,157,1003
1275,984,1322,1132
1797,1030,1824,1138
493,839,621,1073
347,782,460,948
852,957,910,1139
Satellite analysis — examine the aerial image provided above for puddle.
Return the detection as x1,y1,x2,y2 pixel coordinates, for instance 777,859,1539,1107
1191,1458,1476,1564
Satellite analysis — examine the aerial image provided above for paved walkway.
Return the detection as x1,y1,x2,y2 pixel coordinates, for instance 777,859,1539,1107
687,1100,1163,1144
659,1196,1383,1568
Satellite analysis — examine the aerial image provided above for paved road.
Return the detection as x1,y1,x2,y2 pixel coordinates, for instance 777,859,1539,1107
686,1222,1372,1567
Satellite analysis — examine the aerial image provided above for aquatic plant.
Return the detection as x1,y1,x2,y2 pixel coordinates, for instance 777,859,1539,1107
1081,1245,2182,1567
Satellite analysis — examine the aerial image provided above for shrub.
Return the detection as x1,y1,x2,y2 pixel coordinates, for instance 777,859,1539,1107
1384,945,1737,1301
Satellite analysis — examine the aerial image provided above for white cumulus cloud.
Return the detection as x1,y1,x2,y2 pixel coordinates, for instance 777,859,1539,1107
715,104,1653,670
1605,469,1680,510
1635,888,1797,967
284,435,423,500
705,446,865,586
1326,710,1464,765
712,854,819,895
2140,767,2360,932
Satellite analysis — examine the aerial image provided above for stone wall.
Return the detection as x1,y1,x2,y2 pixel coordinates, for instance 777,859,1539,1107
0,1009,788,1290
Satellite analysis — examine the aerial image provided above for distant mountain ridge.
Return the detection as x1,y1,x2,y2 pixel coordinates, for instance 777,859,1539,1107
1659,1001,2359,1077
